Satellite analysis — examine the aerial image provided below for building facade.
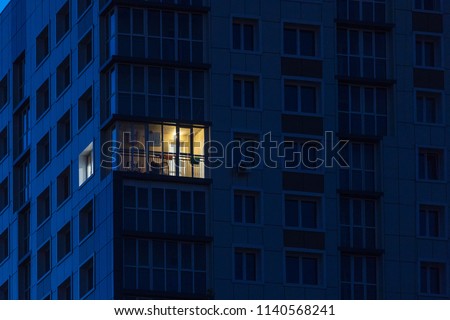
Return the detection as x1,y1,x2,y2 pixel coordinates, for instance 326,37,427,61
0,0,449,299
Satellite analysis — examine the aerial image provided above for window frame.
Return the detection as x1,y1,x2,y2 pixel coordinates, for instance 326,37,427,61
56,1,71,45
414,89,444,125
282,22,321,58
37,240,51,281
340,254,378,299
414,33,442,69
283,193,324,231
56,55,71,98
79,199,94,243
231,17,259,53
78,29,93,74
413,0,442,13
419,261,447,296
284,249,325,287
78,141,94,187
0,73,8,110
233,246,263,283
417,146,446,182
36,25,50,68
79,255,95,298
417,204,447,239
232,188,262,225
232,74,261,110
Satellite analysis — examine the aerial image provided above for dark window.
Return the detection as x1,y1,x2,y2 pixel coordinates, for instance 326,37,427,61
416,91,442,124
285,253,321,285
79,257,94,297
341,255,377,299
234,248,260,281
232,19,257,51
57,110,71,150
420,262,446,295
77,0,91,18
285,196,320,229
13,53,25,106
0,229,8,263
18,258,30,299
0,127,6,160
57,166,71,206
36,79,50,119
0,74,8,109
419,205,445,238
36,133,50,172
13,103,31,158
233,76,257,108
14,158,30,210
416,36,441,67
418,148,444,181
56,2,70,43
57,277,71,300
284,25,318,56
0,280,8,300
337,0,386,23
284,81,319,114
340,143,376,191
0,178,8,212
37,241,51,279
57,222,71,261
234,191,258,224
79,200,94,241
56,56,71,96
78,87,93,128
78,31,92,73
36,26,49,66
37,187,51,226
18,210,30,259
414,0,441,11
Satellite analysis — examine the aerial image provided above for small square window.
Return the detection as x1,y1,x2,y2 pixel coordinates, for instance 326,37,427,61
0,127,6,161
283,24,319,57
36,79,50,119
0,74,8,109
0,280,8,300
57,277,71,300
284,80,320,114
56,56,71,96
79,257,94,298
77,0,92,18
233,191,258,224
57,222,71,261
56,2,70,43
419,205,445,238
78,31,92,73
37,241,51,280
234,248,261,281
415,35,441,68
0,228,8,263
79,142,93,186
36,133,50,172
57,166,71,206
57,110,71,151
79,200,94,241
37,187,51,226
36,26,49,66
420,261,446,295
78,87,93,129
233,76,258,109
0,178,7,212
233,133,260,170
285,252,322,285
232,18,258,51
285,196,321,229
418,148,444,181
416,91,442,124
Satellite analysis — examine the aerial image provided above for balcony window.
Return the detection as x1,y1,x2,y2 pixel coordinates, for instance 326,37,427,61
337,0,386,23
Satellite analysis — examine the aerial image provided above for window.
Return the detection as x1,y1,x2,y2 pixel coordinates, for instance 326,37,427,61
78,87,92,128
415,35,441,68
419,205,445,238
36,133,50,172
14,158,30,210
234,248,261,281
57,110,71,151
13,103,31,157
57,223,71,261
0,280,7,300
283,25,318,57
0,229,8,263
232,133,260,170
37,187,51,226
79,200,94,241
285,252,322,285
57,277,71,300
340,143,376,191
337,29,387,79
0,127,7,160
285,196,321,229
36,26,49,66
340,198,376,249
77,0,91,17
233,76,258,109
232,18,258,51
420,262,446,295
0,74,7,109
414,0,441,11
126,187,206,235
18,210,30,259
57,56,71,96
56,2,70,43
337,0,386,23
418,148,444,181
37,241,51,279
57,166,71,206
13,53,25,106
282,138,323,171
416,91,442,124
36,79,50,119
78,31,92,73
78,142,93,186
341,255,377,299
123,239,206,293
338,84,388,136
284,80,319,114
79,257,94,297
18,259,30,299
234,191,258,224
0,178,8,212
